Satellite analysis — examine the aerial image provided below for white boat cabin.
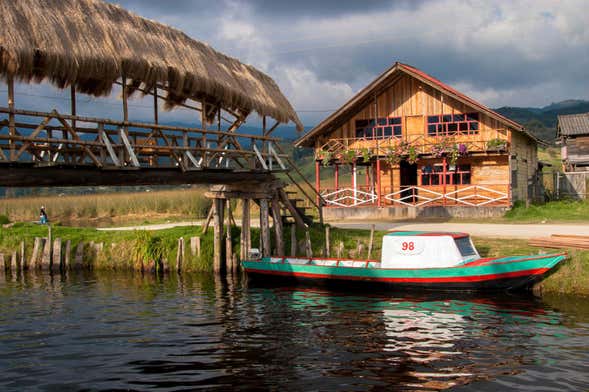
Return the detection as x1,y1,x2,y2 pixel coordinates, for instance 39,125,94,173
381,231,480,268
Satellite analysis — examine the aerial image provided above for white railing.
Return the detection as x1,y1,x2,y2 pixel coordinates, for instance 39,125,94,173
384,187,444,207
444,185,508,206
321,188,377,207
322,185,509,208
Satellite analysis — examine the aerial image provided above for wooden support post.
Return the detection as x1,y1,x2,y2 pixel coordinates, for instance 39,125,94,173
64,240,71,270
240,199,251,260
153,86,159,125
11,251,17,273
0,254,4,277
213,198,224,273
41,238,51,270
201,102,207,167
376,159,382,207
315,160,320,206
122,75,128,123
8,74,15,161
325,226,330,258
190,237,201,257
52,238,62,272
30,237,42,269
176,237,184,273
442,156,447,206
290,224,297,257
259,199,271,257
70,85,76,136
368,224,375,259
356,240,363,257
74,242,84,269
305,229,313,258
225,200,233,273
19,241,26,271
271,198,284,257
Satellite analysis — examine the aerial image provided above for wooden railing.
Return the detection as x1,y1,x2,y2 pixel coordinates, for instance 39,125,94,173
0,107,288,171
317,134,509,161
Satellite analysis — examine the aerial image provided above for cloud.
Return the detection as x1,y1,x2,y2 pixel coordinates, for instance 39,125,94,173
8,0,589,127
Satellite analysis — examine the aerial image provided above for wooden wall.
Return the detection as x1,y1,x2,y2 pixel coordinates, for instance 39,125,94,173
510,131,538,202
314,74,509,147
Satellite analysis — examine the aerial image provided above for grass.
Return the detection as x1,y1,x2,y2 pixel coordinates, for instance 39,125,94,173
0,188,211,227
504,199,589,223
1,222,587,295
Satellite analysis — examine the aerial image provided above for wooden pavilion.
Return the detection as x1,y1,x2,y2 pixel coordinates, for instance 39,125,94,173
295,62,544,219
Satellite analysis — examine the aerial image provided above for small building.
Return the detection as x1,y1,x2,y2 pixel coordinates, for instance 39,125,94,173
295,62,543,219
558,112,589,172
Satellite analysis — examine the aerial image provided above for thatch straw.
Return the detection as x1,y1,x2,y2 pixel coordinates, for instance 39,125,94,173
0,0,302,129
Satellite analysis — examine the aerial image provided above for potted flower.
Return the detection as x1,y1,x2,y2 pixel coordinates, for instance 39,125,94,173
486,138,508,151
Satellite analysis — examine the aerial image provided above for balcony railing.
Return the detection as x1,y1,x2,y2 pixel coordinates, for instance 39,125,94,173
317,134,509,162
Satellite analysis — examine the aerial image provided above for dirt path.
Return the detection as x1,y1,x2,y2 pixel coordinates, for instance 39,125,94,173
330,221,589,239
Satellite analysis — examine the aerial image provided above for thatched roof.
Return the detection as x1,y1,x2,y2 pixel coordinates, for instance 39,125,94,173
0,0,302,130
558,112,589,137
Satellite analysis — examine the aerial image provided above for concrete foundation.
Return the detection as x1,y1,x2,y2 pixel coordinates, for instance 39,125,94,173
323,205,509,221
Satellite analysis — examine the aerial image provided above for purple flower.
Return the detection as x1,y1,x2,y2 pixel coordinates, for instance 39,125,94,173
458,143,468,155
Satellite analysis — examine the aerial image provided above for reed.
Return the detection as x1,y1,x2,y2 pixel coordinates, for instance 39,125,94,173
0,188,211,225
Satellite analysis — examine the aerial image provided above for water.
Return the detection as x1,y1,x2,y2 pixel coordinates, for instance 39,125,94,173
0,272,588,391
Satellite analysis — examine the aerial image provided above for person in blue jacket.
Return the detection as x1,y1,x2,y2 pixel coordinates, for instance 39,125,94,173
39,206,48,224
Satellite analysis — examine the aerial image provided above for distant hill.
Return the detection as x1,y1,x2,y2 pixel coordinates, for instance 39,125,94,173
494,100,589,142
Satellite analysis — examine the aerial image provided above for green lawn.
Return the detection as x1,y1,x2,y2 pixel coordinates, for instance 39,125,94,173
504,200,589,223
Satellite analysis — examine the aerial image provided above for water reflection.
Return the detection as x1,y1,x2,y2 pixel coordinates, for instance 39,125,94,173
0,272,587,391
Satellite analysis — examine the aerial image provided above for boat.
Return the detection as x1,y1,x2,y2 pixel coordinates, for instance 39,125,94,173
241,231,566,291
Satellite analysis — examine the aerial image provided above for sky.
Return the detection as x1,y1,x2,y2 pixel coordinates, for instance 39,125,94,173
3,0,589,127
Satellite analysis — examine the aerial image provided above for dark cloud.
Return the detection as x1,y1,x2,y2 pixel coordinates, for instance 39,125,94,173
247,0,427,17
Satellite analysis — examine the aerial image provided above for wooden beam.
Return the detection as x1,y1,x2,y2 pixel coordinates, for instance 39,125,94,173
259,199,271,257
271,197,284,257
213,198,224,274
7,74,15,161
225,199,233,273
153,86,159,125
122,75,129,123
70,85,76,138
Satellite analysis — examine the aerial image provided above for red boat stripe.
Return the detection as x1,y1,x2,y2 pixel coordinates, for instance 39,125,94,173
245,268,550,283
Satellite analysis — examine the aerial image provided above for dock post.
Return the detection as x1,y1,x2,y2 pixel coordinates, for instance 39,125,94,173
259,199,271,257
213,198,225,273
20,241,26,271
368,224,375,259
240,199,250,261
52,238,62,273
271,197,284,257
305,229,312,258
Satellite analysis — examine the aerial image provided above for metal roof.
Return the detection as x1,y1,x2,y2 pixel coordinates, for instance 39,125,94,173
558,112,589,136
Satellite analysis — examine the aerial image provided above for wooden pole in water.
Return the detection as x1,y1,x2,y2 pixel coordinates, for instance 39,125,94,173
240,199,250,260
225,199,233,273
19,241,26,271
271,198,284,257
290,224,297,257
213,198,225,273
52,238,62,273
259,199,271,257
64,240,71,270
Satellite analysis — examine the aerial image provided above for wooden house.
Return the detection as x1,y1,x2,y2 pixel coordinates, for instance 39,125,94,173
558,112,589,172
295,62,543,218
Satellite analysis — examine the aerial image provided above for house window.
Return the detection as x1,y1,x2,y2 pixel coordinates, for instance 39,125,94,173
355,117,402,139
421,163,471,186
427,113,479,136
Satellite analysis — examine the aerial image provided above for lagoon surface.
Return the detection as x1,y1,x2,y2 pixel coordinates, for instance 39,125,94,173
0,272,588,391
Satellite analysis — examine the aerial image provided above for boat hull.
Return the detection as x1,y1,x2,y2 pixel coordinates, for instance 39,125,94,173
242,254,566,292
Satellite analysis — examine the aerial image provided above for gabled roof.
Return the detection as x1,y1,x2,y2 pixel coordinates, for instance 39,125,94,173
558,112,589,137
295,62,535,147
